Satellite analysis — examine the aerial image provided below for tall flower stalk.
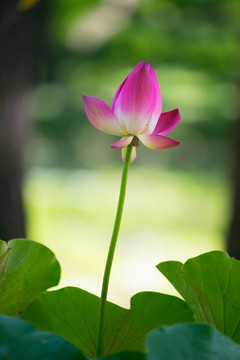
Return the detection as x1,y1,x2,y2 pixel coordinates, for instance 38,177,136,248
96,145,132,358
82,61,181,358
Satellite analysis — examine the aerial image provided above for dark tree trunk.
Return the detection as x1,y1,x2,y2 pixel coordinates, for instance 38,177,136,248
227,113,240,258
0,0,46,240
226,1,240,257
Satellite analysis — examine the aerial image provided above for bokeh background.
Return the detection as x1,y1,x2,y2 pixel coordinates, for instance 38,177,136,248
1,0,239,307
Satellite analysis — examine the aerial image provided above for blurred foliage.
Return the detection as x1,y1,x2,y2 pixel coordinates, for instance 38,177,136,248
17,0,40,11
26,0,239,170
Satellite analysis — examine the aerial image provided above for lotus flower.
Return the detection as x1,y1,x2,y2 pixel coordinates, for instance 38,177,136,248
82,62,180,163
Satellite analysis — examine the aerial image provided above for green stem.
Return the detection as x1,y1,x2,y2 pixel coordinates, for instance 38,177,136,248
96,145,133,359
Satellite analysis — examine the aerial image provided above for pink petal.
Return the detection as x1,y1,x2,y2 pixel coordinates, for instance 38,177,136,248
138,134,180,150
111,136,133,149
113,63,157,135
82,95,123,136
145,67,162,134
112,62,146,112
121,146,137,164
152,109,180,135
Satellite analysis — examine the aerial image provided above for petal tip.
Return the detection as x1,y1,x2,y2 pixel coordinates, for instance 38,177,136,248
82,96,123,135
82,94,89,101
152,108,181,135
144,61,150,70
139,134,180,150
111,136,133,149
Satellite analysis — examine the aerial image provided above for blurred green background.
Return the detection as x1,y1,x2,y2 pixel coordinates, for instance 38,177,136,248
3,0,239,306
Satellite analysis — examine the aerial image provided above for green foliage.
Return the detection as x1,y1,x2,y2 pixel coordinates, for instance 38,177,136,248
157,251,240,343
0,315,84,360
101,352,146,360
51,0,98,40
1,240,240,359
0,239,60,316
22,287,193,358
146,324,240,360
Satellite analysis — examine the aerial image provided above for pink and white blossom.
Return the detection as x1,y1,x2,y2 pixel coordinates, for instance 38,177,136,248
82,62,180,162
